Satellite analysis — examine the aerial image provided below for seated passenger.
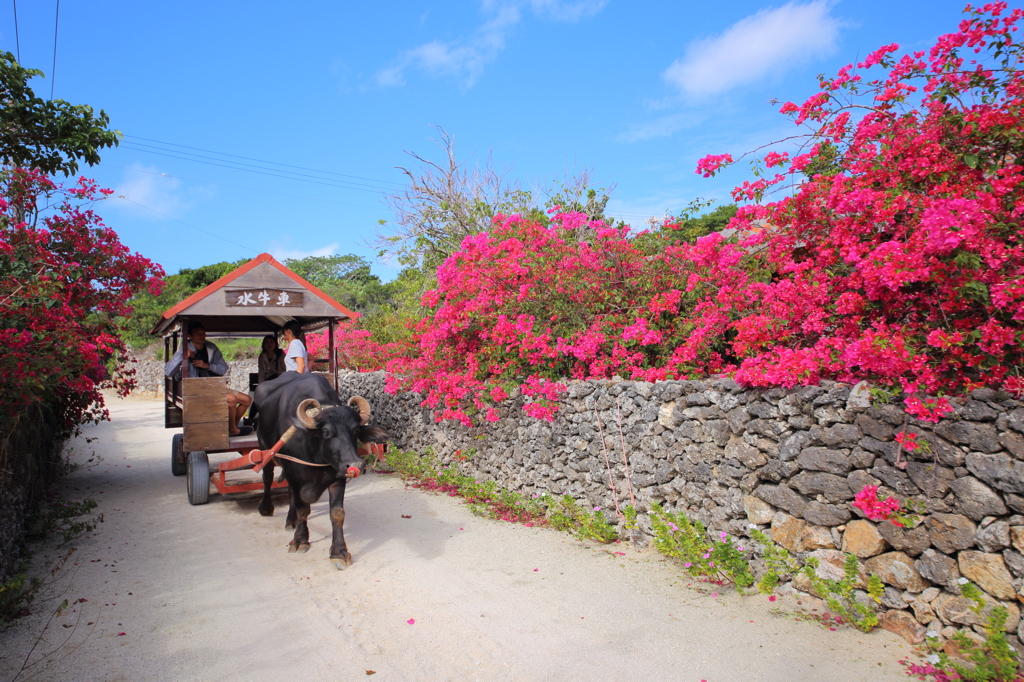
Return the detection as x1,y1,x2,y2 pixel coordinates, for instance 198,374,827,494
257,334,286,383
164,321,254,437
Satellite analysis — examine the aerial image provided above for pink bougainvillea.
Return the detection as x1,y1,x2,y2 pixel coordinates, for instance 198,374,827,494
380,4,1024,424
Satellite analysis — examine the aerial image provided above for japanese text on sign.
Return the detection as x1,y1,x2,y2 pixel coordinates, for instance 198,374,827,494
225,289,304,307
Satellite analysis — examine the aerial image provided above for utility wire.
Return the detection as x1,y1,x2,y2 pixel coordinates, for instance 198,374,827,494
50,0,59,99
124,135,404,187
121,140,393,192
104,164,380,210
11,0,19,62
113,195,259,254
118,143,388,194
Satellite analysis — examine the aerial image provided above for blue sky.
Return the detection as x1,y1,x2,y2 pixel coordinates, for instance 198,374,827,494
2,0,977,279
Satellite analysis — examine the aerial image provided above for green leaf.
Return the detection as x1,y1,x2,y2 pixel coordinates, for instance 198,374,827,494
964,153,980,169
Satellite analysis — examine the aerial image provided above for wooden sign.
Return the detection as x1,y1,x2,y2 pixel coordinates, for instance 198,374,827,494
225,288,304,307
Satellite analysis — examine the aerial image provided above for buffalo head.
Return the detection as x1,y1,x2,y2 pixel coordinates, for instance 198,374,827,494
290,395,387,477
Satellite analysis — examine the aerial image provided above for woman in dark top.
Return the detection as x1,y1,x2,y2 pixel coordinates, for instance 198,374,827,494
257,335,286,383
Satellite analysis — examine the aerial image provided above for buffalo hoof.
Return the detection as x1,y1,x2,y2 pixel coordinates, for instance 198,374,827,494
287,540,310,553
330,553,353,570
257,501,274,517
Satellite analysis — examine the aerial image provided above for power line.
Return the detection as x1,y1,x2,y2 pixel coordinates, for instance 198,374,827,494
118,143,389,195
120,140,393,192
123,135,404,187
50,0,59,99
104,164,380,210
11,0,19,62
113,195,259,255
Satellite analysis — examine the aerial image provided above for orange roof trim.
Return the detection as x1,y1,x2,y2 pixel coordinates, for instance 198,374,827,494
157,253,360,324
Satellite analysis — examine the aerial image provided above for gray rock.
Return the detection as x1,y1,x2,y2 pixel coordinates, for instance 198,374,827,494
1007,494,1024,515
1001,432,1024,459
915,549,963,591
725,406,751,434
960,400,998,422
779,431,813,461
814,385,850,407
789,471,854,502
870,461,921,496
868,404,908,426
971,388,998,402
1009,409,1024,434
821,423,864,448
974,520,1011,553
935,421,1002,454
929,435,967,468
755,484,811,517
949,476,1009,520
877,521,931,557
747,402,779,419
726,439,767,469
847,469,881,493
685,393,710,406
905,462,956,498
797,447,852,475
802,502,851,526
966,453,1024,494
858,436,898,459
925,513,978,554
746,418,788,441
856,414,894,441
788,415,816,430
880,586,906,610
849,448,876,469
704,419,731,447
756,459,800,483
1003,549,1024,578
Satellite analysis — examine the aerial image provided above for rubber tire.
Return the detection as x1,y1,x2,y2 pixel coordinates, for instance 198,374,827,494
186,451,210,506
171,434,187,476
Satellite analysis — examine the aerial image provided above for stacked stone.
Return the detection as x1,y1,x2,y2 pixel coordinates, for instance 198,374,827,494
337,371,1024,650
124,358,258,396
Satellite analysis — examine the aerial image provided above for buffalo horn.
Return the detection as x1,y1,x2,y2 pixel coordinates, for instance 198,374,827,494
296,398,322,428
347,395,371,425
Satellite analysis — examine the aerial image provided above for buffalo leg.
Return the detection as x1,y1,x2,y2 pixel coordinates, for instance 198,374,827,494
257,462,275,517
287,482,311,553
327,478,352,569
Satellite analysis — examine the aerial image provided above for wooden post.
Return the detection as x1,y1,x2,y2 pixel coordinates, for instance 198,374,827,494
328,319,336,388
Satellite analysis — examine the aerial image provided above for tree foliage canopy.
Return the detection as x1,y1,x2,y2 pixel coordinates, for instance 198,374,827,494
0,52,120,177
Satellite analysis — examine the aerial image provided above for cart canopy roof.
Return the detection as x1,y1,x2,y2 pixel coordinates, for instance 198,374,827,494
151,253,358,337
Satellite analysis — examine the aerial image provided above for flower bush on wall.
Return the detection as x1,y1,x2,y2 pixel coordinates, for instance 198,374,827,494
383,3,1024,424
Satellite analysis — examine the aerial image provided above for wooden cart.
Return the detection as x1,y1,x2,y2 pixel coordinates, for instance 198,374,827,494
151,253,358,505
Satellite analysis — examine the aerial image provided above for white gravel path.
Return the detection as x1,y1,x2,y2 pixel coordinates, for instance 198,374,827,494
0,395,915,682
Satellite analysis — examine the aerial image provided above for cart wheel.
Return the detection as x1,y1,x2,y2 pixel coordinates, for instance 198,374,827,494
171,434,187,476
186,451,210,506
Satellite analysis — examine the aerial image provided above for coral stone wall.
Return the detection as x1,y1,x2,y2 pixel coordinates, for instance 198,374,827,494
338,370,1024,646
125,358,257,396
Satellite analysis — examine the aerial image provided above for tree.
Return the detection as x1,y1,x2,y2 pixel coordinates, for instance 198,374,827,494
376,126,536,271
0,52,120,177
120,259,247,347
283,254,391,313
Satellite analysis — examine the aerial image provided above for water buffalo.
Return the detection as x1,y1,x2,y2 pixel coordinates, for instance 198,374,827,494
253,372,387,569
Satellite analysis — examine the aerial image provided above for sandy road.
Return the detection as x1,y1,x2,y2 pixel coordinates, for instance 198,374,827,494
0,395,915,682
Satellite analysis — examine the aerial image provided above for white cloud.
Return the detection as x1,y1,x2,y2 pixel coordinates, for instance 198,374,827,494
617,112,705,143
663,1,841,97
376,0,606,88
269,242,341,261
109,164,201,218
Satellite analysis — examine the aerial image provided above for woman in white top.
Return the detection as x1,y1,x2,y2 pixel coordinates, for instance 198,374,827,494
281,321,308,374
